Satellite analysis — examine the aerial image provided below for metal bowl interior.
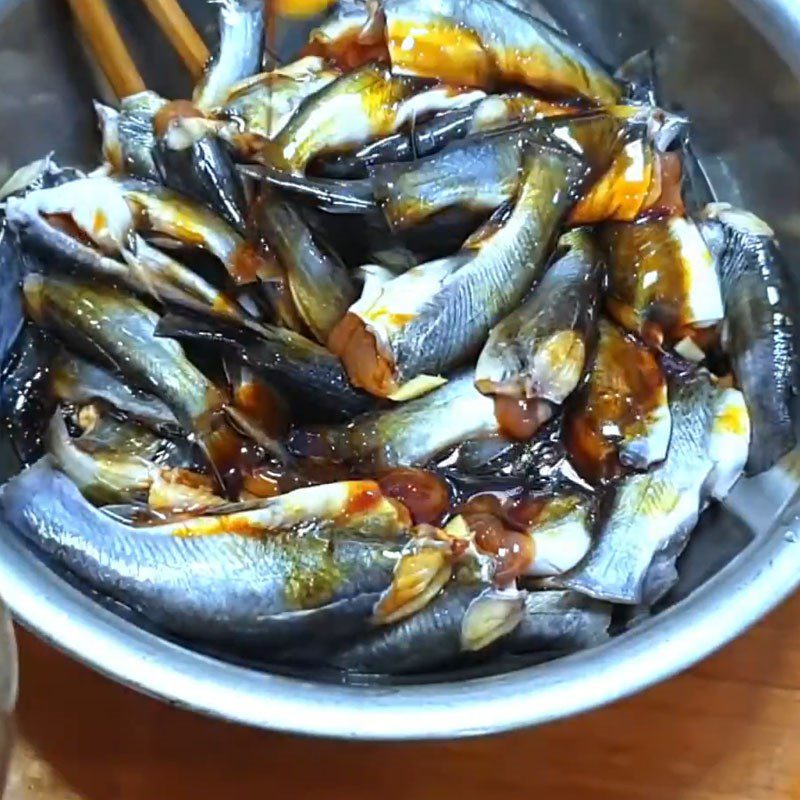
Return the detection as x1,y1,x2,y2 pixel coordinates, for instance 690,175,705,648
1,0,800,739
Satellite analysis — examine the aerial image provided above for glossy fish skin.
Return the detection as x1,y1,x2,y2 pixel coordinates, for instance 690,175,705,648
564,319,672,483
22,274,225,433
382,0,621,104
306,0,384,69
121,182,269,287
253,193,356,343
327,586,609,674
0,460,410,650
95,102,122,171
602,216,724,347
700,204,796,475
239,163,376,214
570,142,684,226
156,313,376,421
50,351,180,433
219,56,341,142
263,64,416,173
193,0,264,113
153,128,248,232
475,228,601,404
371,129,524,232
329,254,473,400
0,325,57,465
289,371,499,471
561,366,750,606
370,110,670,233
313,104,480,179
5,178,243,321
314,93,570,180
263,64,483,174
117,92,167,181
0,216,23,371
326,584,493,674
507,590,611,654
362,146,586,398
47,413,155,506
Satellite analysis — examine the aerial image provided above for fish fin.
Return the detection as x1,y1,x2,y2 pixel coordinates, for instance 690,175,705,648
616,48,660,105
373,544,453,625
238,163,375,214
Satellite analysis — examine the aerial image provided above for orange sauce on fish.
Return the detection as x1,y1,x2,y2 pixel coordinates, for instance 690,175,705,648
564,323,665,483
603,218,691,344
229,242,271,285
570,139,657,225
44,213,97,249
242,469,281,499
234,378,288,438
386,18,494,89
343,481,384,516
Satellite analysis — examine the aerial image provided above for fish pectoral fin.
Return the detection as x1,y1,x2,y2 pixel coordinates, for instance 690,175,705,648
372,545,453,625
461,588,525,652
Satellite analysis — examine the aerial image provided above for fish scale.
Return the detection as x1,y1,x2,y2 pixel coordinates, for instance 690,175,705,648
391,146,586,387
1,460,407,649
561,367,748,605
700,205,796,475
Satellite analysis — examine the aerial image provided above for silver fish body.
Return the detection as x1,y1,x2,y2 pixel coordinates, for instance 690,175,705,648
314,93,570,180
327,585,609,674
22,273,225,432
700,204,796,475
506,590,611,654
384,146,586,395
219,56,341,141
193,0,264,113
475,228,601,403
50,351,180,433
156,313,376,421
263,64,483,174
290,371,500,470
121,181,270,287
369,109,668,233
382,0,621,104
561,366,750,605
117,92,167,181
326,584,496,674
5,178,245,321
371,128,524,232
254,193,356,343
0,460,409,650
46,413,156,506
153,127,248,232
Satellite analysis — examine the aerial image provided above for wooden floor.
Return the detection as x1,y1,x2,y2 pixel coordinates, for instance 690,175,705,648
6,591,800,800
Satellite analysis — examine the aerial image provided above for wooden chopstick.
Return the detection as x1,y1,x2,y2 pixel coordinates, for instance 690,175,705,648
140,0,210,80
67,0,146,99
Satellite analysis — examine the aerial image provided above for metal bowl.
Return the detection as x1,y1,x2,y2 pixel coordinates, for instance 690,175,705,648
1,0,800,740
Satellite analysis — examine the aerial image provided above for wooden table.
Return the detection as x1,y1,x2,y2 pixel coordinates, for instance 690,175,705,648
6,591,800,800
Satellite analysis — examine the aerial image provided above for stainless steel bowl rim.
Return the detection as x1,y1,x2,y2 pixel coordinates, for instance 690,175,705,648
1,0,800,740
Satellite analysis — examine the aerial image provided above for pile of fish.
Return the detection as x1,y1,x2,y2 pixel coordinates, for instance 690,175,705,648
0,0,795,676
